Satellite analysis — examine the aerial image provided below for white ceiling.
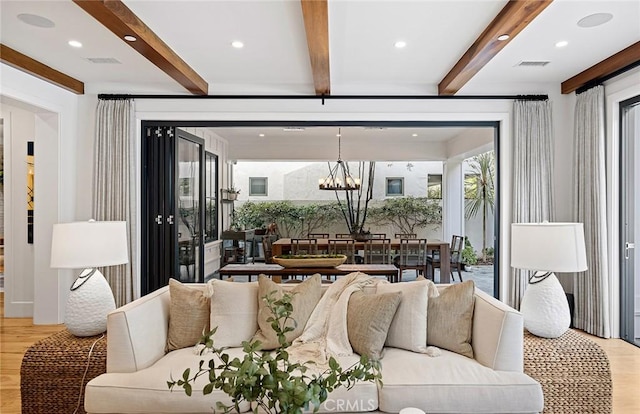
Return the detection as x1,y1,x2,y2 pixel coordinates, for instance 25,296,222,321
1,0,638,160
1,0,638,95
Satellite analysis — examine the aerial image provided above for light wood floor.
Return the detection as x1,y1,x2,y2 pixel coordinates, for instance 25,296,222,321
1,293,640,414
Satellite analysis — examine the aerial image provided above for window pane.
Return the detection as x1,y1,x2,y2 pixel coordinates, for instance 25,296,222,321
427,174,442,199
386,178,403,196
250,177,268,196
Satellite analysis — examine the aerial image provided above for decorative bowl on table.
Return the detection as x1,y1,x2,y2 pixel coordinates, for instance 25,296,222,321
272,254,347,268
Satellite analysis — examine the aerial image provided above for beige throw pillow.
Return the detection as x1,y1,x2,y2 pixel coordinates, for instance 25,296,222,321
209,279,259,348
376,279,436,352
347,291,402,360
166,279,211,352
427,280,475,358
252,274,322,349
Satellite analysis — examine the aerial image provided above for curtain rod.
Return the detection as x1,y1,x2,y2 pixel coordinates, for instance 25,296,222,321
98,93,549,102
575,60,640,95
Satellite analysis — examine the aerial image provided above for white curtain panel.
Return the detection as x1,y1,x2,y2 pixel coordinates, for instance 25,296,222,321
572,86,610,337
93,99,137,307
510,99,554,310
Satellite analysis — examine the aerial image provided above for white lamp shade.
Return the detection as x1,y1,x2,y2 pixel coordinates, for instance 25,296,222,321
51,221,129,269
511,222,587,273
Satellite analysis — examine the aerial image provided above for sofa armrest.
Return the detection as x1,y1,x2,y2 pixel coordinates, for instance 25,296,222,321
472,289,524,372
106,286,170,373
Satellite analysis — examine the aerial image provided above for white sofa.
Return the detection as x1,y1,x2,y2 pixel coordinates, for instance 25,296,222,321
85,283,544,414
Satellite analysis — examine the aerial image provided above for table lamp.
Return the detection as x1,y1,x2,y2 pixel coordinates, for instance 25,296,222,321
50,220,128,336
511,222,587,338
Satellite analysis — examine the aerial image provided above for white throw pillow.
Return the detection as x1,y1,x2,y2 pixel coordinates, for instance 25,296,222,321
376,279,436,352
208,280,259,348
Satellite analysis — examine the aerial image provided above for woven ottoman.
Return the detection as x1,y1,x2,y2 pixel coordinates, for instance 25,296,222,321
21,329,107,414
523,329,612,413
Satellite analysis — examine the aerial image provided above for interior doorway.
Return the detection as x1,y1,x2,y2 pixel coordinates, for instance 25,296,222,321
620,95,640,347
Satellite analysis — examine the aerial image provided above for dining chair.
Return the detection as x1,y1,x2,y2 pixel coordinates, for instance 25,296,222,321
308,233,330,239
334,233,352,239
394,233,417,239
261,235,278,264
396,238,427,282
363,238,392,266
426,235,465,282
328,239,356,264
290,238,318,255
370,233,387,240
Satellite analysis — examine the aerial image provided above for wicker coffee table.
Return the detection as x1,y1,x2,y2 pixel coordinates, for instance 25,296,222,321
523,329,612,413
21,329,107,414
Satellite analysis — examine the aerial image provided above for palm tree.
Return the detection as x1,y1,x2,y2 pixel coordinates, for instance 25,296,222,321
465,151,495,262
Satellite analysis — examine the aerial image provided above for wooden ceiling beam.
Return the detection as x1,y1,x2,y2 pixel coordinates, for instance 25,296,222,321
561,41,640,94
0,43,84,94
301,0,331,96
73,0,208,95
438,0,553,95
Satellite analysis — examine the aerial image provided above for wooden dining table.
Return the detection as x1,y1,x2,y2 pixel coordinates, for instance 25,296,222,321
271,238,451,283
219,263,400,283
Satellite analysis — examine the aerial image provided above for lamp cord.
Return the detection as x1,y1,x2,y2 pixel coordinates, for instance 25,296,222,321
73,333,105,414
528,271,552,284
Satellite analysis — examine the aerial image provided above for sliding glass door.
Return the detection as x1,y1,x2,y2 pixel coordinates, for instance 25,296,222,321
142,125,205,294
620,96,640,347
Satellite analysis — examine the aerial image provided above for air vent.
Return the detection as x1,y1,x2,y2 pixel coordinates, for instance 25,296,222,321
363,127,387,130
86,57,122,64
516,61,550,67
282,127,305,132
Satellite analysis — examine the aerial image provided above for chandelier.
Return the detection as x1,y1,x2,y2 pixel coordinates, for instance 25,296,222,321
318,128,361,191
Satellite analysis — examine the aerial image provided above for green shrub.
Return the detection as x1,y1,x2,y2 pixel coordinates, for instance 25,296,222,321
461,237,477,266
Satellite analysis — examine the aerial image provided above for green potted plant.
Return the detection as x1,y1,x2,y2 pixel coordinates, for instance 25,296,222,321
168,292,381,414
223,187,240,201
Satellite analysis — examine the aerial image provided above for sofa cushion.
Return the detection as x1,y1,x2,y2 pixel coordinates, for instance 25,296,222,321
378,347,544,414
252,274,322,349
208,280,258,348
376,279,436,352
85,347,252,413
347,291,402,360
427,280,475,358
166,279,211,352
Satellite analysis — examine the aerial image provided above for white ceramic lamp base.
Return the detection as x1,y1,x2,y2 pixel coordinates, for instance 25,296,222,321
520,272,570,338
65,268,116,337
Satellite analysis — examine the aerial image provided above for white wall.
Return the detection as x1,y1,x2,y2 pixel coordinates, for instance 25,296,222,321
1,63,80,323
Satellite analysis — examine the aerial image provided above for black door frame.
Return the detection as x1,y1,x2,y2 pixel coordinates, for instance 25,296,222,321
620,95,640,346
141,124,205,294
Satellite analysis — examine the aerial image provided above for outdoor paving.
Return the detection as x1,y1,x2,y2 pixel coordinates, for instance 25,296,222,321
399,265,495,296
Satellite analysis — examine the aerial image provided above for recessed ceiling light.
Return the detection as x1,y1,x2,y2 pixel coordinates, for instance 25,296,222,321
231,41,244,49
577,13,613,28
259,133,265,137
394,41,407,49
336,132,341,137
555,40,568,48
124,35,137,42
412,133,418,137
17,13,55,28
68,40,83,48
497,34,510,41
